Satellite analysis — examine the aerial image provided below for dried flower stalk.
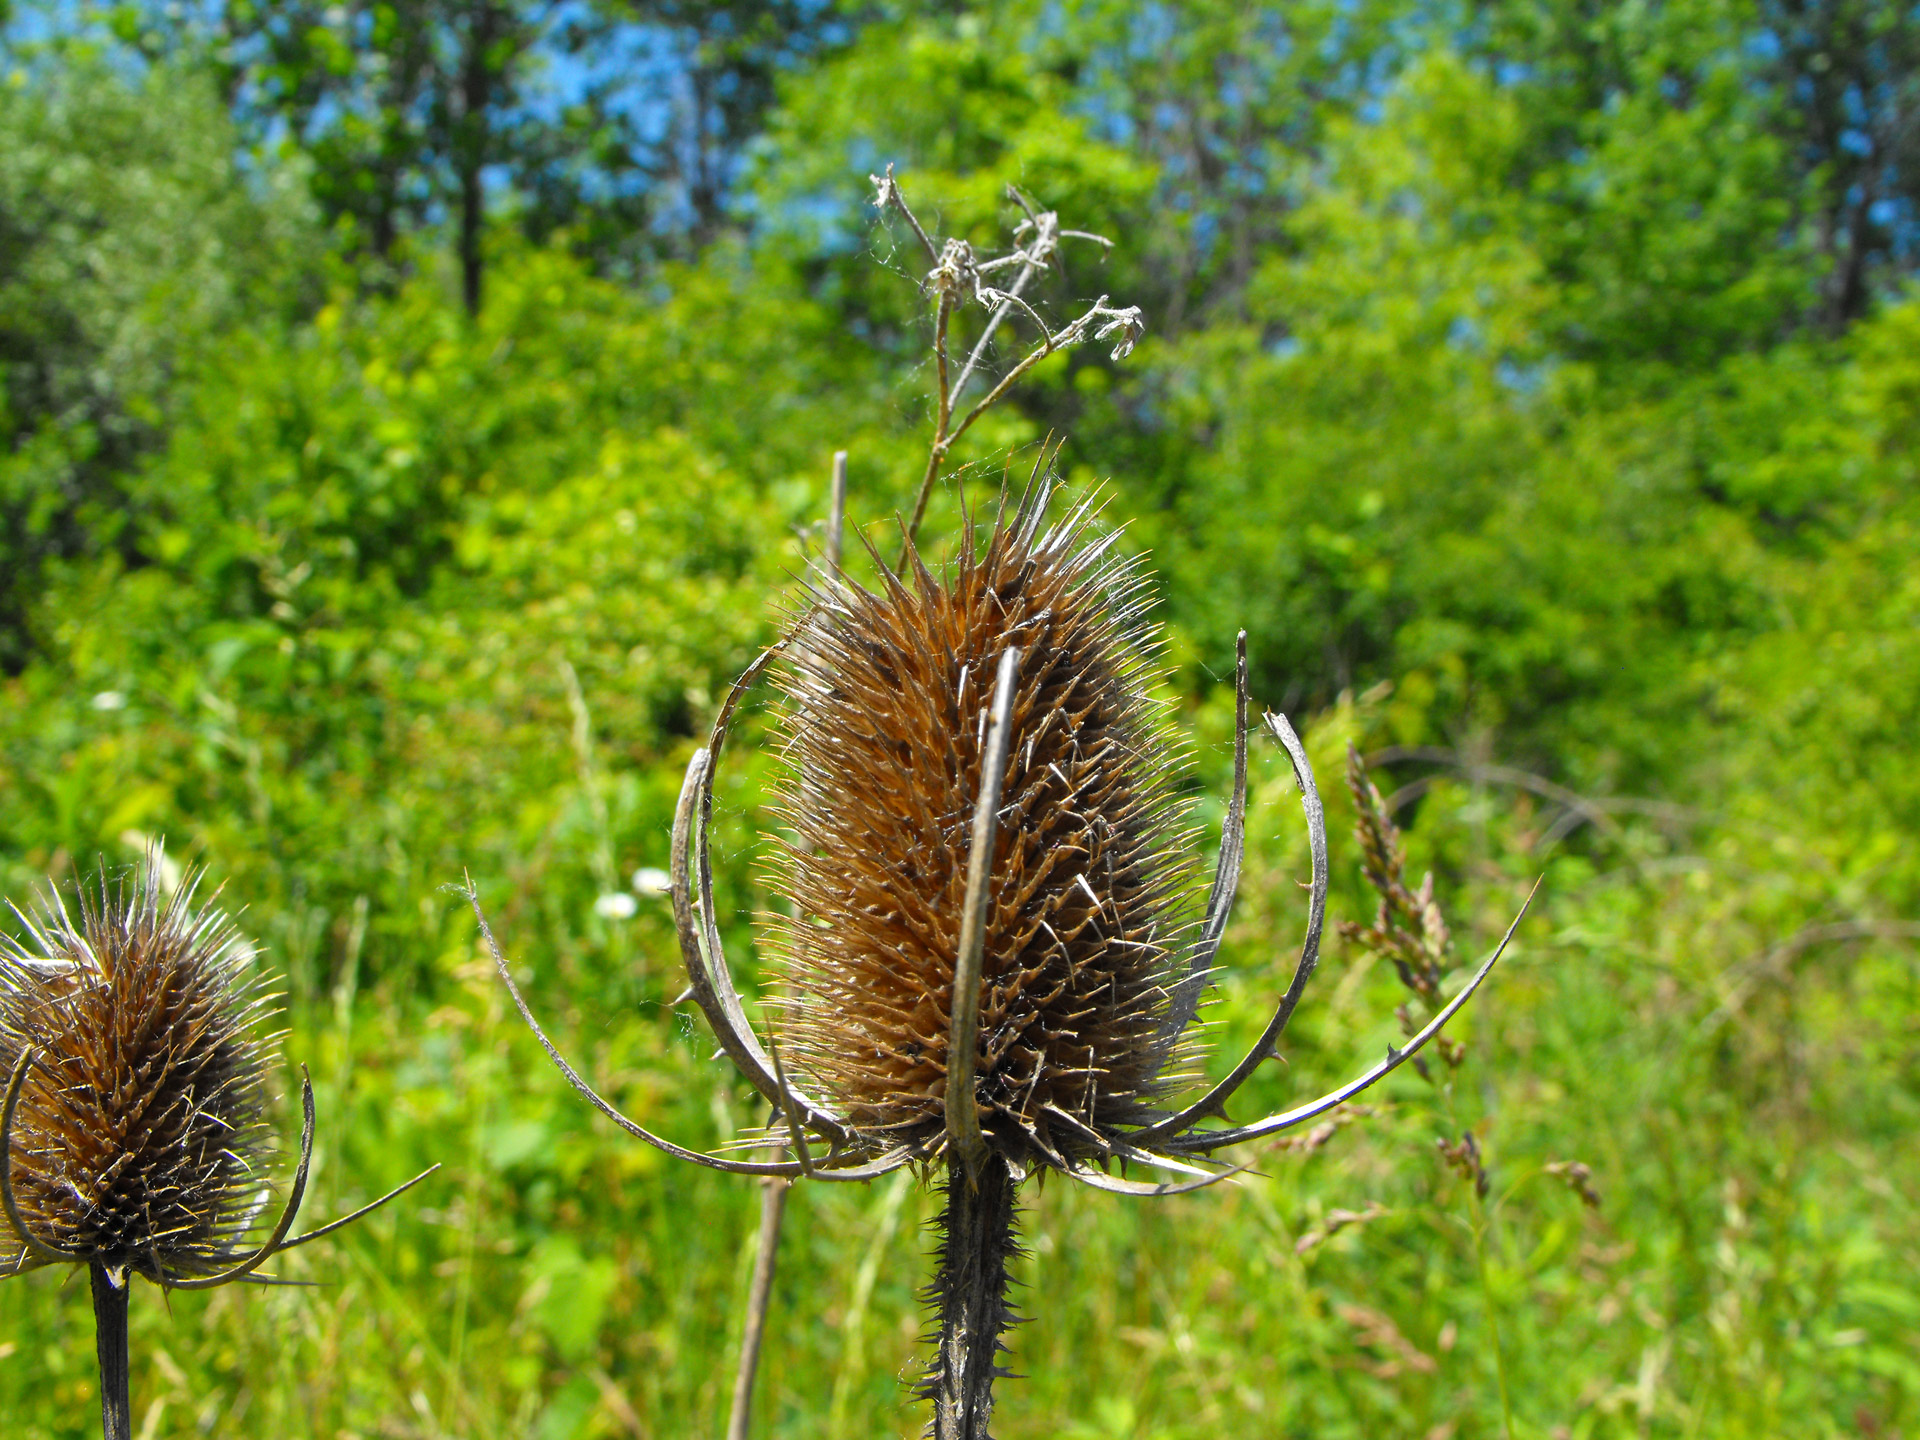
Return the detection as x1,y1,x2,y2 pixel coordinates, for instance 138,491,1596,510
871,168,1143,556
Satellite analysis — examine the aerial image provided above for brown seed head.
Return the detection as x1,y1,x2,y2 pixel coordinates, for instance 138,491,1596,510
0,854,277,1282
768,486,1197,1168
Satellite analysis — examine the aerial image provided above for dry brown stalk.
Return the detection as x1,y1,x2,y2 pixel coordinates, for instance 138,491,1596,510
869,167,1142,559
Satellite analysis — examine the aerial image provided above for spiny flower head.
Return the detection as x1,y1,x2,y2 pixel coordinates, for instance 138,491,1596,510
0,853,278,1282
766,485,1199,1168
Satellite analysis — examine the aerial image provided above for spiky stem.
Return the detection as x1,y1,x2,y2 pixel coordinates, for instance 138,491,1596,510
922,1157,1019,1440
90,1262,131,1440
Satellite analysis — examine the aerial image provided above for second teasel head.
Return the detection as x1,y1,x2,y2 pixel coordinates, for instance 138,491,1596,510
0,858,277,1283
1,852,439,1440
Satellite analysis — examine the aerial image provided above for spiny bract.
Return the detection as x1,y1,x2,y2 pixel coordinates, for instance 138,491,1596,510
0,857,278,1282
768,485,1199,1168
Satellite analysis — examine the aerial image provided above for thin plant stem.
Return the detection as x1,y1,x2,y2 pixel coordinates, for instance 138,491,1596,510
902,294,955,558
949,253,1042,409
1445,1086,1514,1439
903,446,947,559
444,987,502,1430
934,293,954,439
903,309,1094,554
903,267,1040,555
1469,1185,1516,1440
880,172,1129,558
826,451,847,575
726,1175,791,1440
90,1262,131,1440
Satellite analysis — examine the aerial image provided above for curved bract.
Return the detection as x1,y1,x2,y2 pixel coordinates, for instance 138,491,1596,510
476,883,906,1181
669,648,856,1152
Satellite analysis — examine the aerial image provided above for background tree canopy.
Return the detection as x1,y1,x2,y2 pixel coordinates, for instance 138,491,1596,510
2,1,1918,1436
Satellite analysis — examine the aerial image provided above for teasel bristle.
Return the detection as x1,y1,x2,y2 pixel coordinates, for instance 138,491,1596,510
0,854,278,1286
765,481,1200,1171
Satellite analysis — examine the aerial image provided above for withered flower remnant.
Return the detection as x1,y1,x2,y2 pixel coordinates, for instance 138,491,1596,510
0,852,438,1440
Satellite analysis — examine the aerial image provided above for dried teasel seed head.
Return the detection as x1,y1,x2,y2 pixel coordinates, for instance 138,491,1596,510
768,482,1199,1168
0,852,280,1282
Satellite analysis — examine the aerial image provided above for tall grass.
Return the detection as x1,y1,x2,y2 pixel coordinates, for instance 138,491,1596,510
3,683,1912,1438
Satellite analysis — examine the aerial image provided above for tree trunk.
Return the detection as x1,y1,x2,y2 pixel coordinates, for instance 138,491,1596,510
458,2,499,317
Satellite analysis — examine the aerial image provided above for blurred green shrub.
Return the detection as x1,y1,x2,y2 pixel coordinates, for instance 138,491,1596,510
0,52,323,672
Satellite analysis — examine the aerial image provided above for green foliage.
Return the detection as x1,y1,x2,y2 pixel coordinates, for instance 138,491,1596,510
2,0,1920,1436
4,237,905,996
0,52,322,671
191,0,837,299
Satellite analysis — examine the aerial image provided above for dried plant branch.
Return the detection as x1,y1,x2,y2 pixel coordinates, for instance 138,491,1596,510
949,194,1058,404
278,1164,442,1251
872,169,1142,557
939,294,1141,446
934,288,955,443
872,163,938,266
